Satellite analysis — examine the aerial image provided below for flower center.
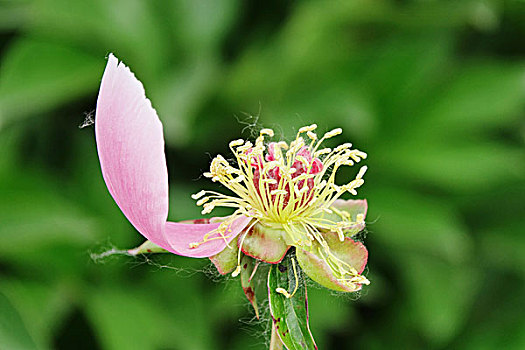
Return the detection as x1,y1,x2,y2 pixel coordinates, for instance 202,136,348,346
191,124,370,288
250,142,322,218
192,124,367,246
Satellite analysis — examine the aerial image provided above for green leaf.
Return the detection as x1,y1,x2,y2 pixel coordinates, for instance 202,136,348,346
0,169,101,276
0,0,31,31
0,172,99,252
29,0,169,76
268,255,317,350
171,0,240,55
479,219,525,277
0,291,38,350
141,273,215,350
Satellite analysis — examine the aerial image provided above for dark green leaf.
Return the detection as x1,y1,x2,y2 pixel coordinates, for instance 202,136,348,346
268,255,317,350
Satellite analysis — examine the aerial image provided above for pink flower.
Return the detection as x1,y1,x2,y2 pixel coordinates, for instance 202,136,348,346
95,54,251,258
95,54,370,293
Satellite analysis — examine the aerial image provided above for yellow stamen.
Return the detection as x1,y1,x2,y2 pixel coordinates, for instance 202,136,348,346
260,128,274,137
232,265,241,277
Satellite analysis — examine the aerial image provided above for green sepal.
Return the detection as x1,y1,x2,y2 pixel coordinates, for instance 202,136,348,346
240,254,260,318
127,240,168,255
209,242,239,275
296,231,368,292
240,223,290,263
268,254,317,350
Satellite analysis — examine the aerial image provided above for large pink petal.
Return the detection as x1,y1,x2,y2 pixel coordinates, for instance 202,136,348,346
165,216,252,258
95,54,170,249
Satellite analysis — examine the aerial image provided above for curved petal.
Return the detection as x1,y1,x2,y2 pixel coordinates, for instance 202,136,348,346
297,232,368,292
95,54,170,249
165,215,252,258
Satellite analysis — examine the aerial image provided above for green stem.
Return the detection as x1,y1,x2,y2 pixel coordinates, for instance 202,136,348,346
269,321,284,350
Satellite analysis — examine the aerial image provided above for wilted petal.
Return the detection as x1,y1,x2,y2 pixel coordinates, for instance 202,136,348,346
333,199,368,236
332,199,368,221
313,199,368,237
297,231,368,292
239,223,290,263
165,215,252,258
95,54,170,249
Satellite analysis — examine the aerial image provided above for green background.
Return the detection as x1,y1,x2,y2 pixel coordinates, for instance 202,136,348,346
1,0,524,349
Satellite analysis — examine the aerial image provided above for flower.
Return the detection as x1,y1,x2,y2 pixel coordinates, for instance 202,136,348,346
194,126,370,291
95,54,369,293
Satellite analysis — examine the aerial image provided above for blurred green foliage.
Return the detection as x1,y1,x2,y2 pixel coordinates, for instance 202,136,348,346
1,0,524,349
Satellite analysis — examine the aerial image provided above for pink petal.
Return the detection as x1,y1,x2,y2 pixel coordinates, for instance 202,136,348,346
96,54,251,258
165,216,252,258
95,54,170,249
265,142,277,161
